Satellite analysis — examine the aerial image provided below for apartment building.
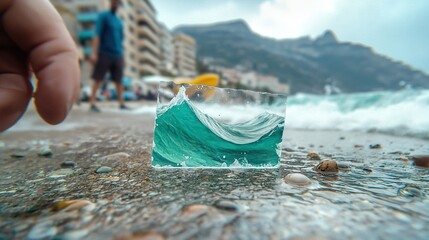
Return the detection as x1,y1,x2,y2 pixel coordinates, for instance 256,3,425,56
52,0,161,81
158,24,176,75
173,33,197,77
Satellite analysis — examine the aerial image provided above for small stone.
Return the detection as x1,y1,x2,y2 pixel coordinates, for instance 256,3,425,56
337,162,351,170
339,137,345,140
38,147,53,157
62,229,89,239
411,155,429,168
0,190,17,195
48,168,73,178
115,231,166,240
314,159,339,174
399,185,424,198
369,144,382,149
283,147,296,152
213,200,241,212
100,152,130,161
96,166,112,173
362,167,372,172
53,199,95,212
307,152,321,160
284,173,311,186
354,144,364,148
182,204,210,221
61,161,77,168
62,141,73,146
11,153,26,158
28,221,58,239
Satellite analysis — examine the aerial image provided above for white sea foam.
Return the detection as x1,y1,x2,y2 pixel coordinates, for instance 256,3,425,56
286,89,429,139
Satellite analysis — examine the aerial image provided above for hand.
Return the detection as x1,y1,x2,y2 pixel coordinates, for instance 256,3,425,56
0,0,80,132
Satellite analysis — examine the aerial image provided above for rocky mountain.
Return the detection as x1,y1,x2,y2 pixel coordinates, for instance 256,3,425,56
174,19,429,94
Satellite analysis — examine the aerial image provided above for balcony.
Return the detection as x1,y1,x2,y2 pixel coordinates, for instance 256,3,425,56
141,39,160,56
139,64,159,75
77,12,98,22
136,12,159,34
140,51,160,66
138,26,159,45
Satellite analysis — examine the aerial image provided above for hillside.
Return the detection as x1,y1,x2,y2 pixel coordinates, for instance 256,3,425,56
175,19,429,94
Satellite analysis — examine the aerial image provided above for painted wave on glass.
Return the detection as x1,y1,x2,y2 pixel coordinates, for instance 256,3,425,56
152,87,285,168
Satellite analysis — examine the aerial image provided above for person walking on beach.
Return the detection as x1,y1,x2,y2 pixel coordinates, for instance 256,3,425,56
89,0,129,112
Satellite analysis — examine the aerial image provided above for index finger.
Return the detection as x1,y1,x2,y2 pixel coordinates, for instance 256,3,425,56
1,0,80,124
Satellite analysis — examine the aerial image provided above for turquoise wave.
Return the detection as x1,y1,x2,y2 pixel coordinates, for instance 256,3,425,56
152,89,284,168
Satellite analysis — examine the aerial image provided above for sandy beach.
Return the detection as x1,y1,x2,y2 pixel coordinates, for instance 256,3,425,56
1,101,428,239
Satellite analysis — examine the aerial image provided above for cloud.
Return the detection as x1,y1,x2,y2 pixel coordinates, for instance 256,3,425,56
248,0,429,72
182,2,243,25
249,0,340,38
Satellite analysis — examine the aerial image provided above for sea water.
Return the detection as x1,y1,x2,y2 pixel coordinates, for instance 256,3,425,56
152,84,287,168
286,89,429,139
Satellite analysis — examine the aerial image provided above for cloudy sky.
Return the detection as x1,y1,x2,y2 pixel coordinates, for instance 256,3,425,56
152,0,429,74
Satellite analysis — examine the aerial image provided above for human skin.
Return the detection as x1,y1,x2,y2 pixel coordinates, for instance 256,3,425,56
0,0,80,132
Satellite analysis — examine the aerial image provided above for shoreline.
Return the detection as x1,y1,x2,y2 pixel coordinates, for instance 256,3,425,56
1,102,428,239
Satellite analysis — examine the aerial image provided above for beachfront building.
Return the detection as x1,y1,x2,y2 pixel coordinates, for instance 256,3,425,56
173,33,197,77
216,67,290,93
240,71,259,89
52,0,161,81
216,67,241,84
158,24,177,75
258,75,290,94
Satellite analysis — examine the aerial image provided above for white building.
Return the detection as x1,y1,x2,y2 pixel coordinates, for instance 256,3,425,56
173,33,197,77
158,23,176,75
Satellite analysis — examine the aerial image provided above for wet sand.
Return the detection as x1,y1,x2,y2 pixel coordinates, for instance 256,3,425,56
1,102,428,239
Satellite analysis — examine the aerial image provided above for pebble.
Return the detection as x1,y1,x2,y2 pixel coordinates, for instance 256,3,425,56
54,200,96,212
62,141,73,146
38,147,53,157
182,204,210,221
284,173,311,186
307,152,321,160
398,185,424,198
61,161,77,168
369,144,382,149
314,160,339,174
47,168,73,178
115,231,166,240
354,144,364,148
283,147,296,152
213,200,241,212
411,155,429,168
148,192,158,197
11,153,26,158
100,152,130,161
62,229,89,239
337,162,351,170
96,166,113,173
27,221,58,239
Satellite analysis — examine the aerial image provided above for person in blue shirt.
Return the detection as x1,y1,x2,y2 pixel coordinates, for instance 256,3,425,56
89,0,129,112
